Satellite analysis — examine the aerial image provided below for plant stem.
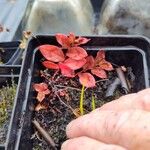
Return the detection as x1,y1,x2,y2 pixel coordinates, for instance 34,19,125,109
32,120,56,149
55,85,81,91
80,85,85,115
96,79,108,83
92,92,96,110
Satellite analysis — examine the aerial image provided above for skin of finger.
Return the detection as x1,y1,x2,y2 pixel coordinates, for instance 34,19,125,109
61,136,127,150
66,110,150,150
95,88,150,112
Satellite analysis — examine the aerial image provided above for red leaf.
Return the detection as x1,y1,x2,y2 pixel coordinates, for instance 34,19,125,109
59,63,75,77
35,103,47,111
39,45,65,62
64,58,86,70
56,33,70,48
83,56,95,70
67,47,88,60
99,60,113,71
37,92,45,102
95,50,105,63
91,68,107,79
42,61,59,69
33,83,49,92
43,89,51,95
33,83,50,102
68,32,75,46
75,37,90,46
78,73,95,87
96,50,105,60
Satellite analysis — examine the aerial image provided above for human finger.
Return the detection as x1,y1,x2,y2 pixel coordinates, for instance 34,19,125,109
61,136,126,150
97,88,150,112
67,110,150,150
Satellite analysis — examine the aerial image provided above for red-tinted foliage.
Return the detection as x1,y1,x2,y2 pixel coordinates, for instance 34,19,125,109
64,58,86,70
56,32,90,48
39,45,65,62
66,47,87,60
38,33,113,88
83,56,95,70
95,50,113,71
91,67,107,79
78,73,95,87
35,103,47,111
56,33,70,48
33,83,50,102
99,59,113,71
59,63,75,77
42,61,59,69
74,37,90,46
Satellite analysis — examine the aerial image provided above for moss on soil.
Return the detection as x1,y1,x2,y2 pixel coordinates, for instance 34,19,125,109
0,80,17,144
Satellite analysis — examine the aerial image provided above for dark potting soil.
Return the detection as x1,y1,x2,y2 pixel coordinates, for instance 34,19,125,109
32,68,135,150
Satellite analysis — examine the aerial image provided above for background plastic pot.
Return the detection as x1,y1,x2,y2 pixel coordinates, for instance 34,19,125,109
0,41,23,65
6,35,150,150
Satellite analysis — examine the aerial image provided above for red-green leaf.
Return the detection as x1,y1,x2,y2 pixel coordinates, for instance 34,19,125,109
91,68,107,79
78,73,95,87
99,60,113,71
64,58,86,70
42,61,59,69
75,37,90,46
59,63,75,77
33,83,49,92
33,83,50,102
67,47,88,60
96,50,105,59
68,32,75,46
56,33,70,48
83,56,95,70
39,45,65,62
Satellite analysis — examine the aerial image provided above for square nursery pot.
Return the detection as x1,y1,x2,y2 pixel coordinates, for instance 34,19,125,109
7,35,150,150
0,41,23,65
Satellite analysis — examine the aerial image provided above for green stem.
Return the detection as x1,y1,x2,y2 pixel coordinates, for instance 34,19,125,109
92,92,96,111
80,85,85,115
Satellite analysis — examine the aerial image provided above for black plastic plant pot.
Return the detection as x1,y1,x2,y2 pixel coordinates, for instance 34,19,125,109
0,41,23,65
7,35,150,150
0,65,21,85
0,75,19,150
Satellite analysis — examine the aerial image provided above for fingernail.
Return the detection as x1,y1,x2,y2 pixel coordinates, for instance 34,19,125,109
61,140,69,150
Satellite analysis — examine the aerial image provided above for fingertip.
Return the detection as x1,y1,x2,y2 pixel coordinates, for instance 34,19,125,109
66,122,73,138
61,140,69,150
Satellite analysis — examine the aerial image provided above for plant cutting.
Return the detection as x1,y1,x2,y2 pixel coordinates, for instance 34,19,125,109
6,35,149,150
30,33,137,149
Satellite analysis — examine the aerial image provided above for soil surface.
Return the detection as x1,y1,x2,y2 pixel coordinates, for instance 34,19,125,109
32,68,134,150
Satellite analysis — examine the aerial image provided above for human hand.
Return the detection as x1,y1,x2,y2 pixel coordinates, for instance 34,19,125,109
61,88,150,150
